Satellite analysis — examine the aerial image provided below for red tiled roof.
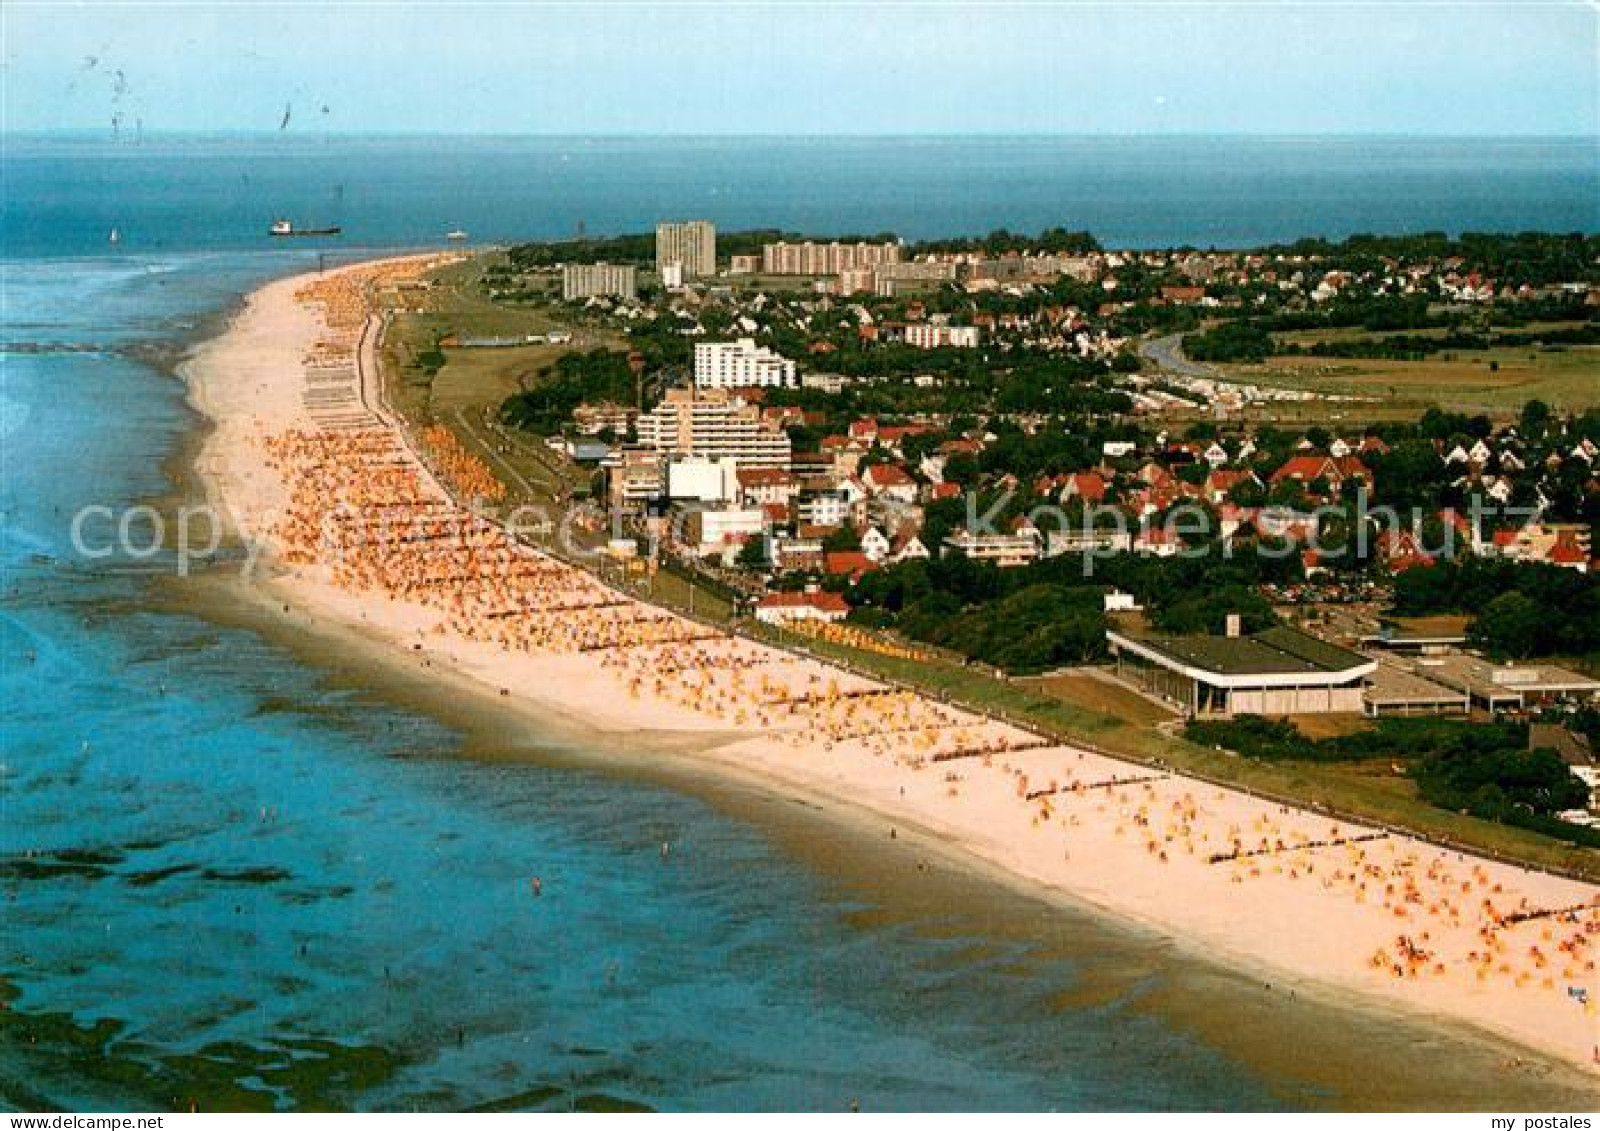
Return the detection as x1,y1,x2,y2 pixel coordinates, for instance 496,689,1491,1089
756,590,849,614
1064,472,1108,502
824,551,878,577
1552,532,1588,564
865,463,916,487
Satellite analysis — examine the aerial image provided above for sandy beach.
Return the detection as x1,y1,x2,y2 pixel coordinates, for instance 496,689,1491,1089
184,258,1600,1074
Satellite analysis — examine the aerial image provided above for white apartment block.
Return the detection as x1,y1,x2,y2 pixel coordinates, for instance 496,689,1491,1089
562,262,637,302
904,323,981,349
761,240,902,276
655,220,717,279
635,387,792,469
693,339,798,388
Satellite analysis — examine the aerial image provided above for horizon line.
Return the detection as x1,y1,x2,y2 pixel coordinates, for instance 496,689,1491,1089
5,128,1598,142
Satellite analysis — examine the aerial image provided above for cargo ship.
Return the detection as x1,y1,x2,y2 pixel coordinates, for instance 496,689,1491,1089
270,219,342,237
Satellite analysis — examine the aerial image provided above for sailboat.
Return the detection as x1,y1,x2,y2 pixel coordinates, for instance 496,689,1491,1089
108,227,121,246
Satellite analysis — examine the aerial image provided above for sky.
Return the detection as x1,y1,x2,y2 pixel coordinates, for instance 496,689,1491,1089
2,2,1595,136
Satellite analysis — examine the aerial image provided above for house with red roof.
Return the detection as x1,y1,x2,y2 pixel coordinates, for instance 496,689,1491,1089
824,551,879,583
1203,469,1263,505
1380,529,1436,573
1551,530,1591,572
848,419,880,444
1269,454,1372,498
737,467,799,508
753,589,850,625
862,463,919,504
1132,524,1182,557
890,528,930,563
1059,471,1109,505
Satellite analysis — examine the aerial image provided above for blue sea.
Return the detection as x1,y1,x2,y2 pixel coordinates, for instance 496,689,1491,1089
3,134,1596,257
3,136,1599,1111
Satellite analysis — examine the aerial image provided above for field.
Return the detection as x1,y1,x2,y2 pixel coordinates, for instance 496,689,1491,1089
1222,323,1599,416
1019,670,1178,728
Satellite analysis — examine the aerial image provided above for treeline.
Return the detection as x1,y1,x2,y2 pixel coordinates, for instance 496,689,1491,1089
845,542,1290,675
910,227,1101,257
1391,558,1600,659
1183,322,1273,363
499,349,639,434
1185,716,1596,847
508,234,656,269
1187,307,1598,364
764,346,1133,419
1265,231,1600,287
1284,323,1600,362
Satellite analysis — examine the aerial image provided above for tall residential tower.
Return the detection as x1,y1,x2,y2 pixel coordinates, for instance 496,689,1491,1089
655,220,717,279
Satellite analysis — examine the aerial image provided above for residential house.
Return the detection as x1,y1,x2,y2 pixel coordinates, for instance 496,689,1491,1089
862,463,920,504
754,589,850,625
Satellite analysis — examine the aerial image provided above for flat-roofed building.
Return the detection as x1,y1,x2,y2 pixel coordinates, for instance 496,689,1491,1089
606,446,664,509
656,220,716,279
1363,658,1471,717
762,240,901,276
941,531,1040,569
875,260,958,283
635,387,791,469
904,323,981,349
1106,624,1376,717
666,456,738,503
684,506,766,559
562,261,637,302
693,339,797,388
1406,654,1600,713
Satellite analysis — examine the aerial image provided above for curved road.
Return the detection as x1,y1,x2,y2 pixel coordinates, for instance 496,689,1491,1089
1139,331,1217,378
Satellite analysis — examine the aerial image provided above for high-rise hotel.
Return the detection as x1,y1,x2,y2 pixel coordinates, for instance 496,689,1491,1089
655,220,717,279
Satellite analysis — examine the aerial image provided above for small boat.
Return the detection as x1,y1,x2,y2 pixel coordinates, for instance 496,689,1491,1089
108,227,121,245
270,219,342,237
446,229,468,242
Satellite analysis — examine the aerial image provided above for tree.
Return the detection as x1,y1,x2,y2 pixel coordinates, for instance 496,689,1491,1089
736,535,770,571
1520,398,1552,437
942,452,981,487
1471,591,1543,658
822,525,861,553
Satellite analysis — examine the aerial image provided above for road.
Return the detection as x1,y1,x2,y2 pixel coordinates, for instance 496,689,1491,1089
1140,332,1217,378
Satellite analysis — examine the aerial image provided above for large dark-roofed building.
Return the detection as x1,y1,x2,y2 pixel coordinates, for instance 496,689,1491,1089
1106,624,1376,717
